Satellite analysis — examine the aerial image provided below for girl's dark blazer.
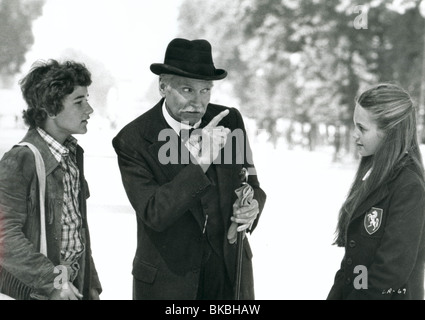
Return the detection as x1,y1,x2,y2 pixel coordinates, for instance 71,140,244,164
112,99,267,300
328,160,425,300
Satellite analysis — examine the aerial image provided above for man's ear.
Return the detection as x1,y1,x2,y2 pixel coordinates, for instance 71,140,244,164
159,81,166,97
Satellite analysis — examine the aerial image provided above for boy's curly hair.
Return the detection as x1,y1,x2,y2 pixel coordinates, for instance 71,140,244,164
19,59,92,128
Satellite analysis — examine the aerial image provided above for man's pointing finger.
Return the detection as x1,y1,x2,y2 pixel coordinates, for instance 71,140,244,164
205,109,229,128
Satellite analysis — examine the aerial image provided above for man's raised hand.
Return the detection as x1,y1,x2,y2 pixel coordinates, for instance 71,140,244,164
186,109,231,172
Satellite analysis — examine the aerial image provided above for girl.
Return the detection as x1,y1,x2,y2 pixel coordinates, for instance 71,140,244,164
328,83,425,300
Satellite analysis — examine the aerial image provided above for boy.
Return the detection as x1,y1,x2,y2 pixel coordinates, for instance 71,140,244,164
0,59,102,300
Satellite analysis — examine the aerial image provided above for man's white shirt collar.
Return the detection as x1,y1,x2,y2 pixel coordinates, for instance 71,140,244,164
162,100,201,135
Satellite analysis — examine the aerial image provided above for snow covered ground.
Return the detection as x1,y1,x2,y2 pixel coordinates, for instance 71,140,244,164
1,124,359,300
80,126,358,300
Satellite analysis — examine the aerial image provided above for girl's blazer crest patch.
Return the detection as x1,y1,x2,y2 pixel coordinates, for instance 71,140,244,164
364,207,383,235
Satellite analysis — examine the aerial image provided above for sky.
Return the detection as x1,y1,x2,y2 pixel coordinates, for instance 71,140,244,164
23,0,182,88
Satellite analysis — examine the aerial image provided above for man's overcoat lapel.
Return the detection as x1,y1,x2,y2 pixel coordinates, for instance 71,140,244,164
200,107,237,227
145,100,187,181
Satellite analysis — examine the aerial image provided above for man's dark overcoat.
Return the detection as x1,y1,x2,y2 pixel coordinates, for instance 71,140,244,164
113,98,266,300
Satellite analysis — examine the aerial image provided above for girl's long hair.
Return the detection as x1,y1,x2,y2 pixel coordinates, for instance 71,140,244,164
334,83,425,247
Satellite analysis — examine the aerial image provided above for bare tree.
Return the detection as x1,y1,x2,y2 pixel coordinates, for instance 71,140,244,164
0,0,45,87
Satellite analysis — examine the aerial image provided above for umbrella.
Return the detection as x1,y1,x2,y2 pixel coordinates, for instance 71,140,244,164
233,167,254,300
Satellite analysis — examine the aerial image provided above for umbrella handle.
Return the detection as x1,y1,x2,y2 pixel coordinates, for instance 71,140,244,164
239,167,249,184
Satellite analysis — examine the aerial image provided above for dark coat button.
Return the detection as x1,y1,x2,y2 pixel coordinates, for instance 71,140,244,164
345,277,351,284
346,258,353,265
349,240,356,248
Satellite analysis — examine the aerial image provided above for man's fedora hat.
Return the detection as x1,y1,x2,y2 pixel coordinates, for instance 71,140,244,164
150,38,227,81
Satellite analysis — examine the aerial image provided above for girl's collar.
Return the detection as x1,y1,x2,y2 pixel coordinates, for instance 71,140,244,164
362,168,372,181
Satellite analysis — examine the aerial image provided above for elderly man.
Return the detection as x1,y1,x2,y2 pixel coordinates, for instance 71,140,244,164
112,38,266,300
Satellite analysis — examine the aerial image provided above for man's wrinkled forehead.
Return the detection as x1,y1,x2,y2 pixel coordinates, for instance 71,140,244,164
163,74,214,88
